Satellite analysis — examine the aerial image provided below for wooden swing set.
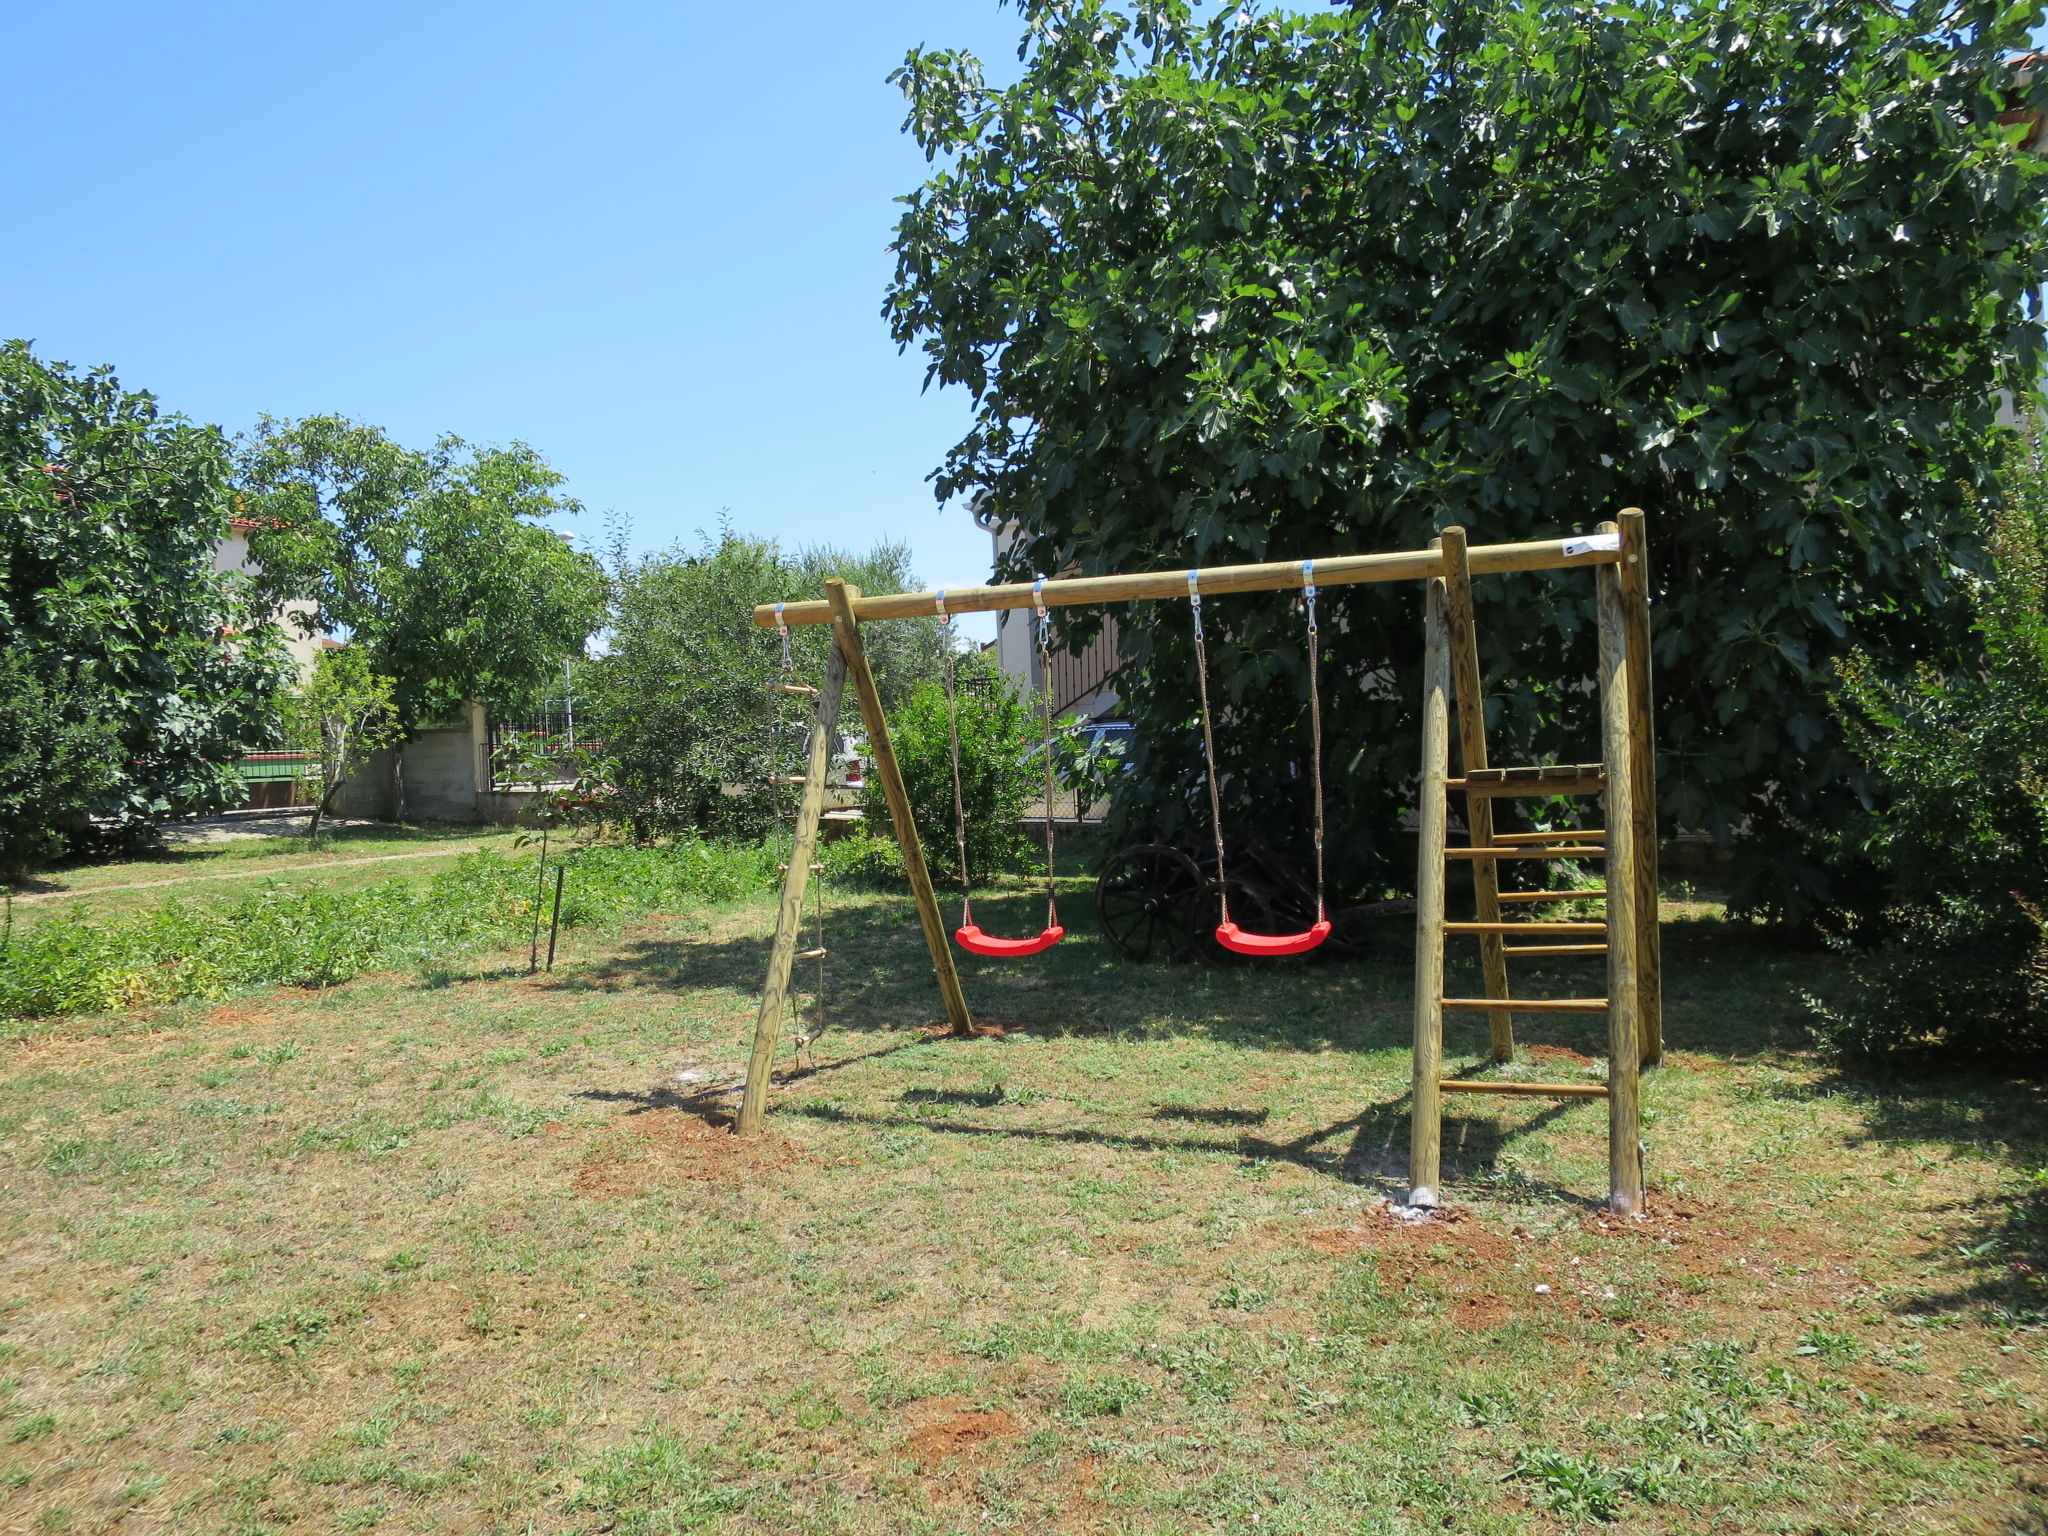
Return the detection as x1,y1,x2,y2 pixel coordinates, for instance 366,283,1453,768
736,511,1662,1215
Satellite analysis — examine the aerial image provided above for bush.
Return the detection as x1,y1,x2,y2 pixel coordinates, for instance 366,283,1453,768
0,656,120,879
859,672,1044,887
0,840,772,1027
587,531,949,842
1812,436,2048,1067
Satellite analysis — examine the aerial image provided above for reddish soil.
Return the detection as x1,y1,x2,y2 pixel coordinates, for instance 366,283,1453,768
903,1404,1020,1461
572,1109,809,1197
1524,1043,1596,1066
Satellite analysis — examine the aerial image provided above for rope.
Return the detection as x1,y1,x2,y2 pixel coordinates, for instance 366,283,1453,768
772,601,826,1063
1188,570,1231,926
1304,561,1326,924
1033,577,1060,928
936,591,973,928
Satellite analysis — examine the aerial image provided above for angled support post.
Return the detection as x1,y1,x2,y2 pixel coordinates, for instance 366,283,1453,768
824,579,974,1037
736,634,849,1135
1438,527,1514,1062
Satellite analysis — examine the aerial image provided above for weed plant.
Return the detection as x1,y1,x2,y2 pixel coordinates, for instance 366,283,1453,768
0,839,770,1027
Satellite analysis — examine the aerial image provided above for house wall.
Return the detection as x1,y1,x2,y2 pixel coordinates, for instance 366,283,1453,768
330,702,544,825
213,527,325,679
985,520,1123,721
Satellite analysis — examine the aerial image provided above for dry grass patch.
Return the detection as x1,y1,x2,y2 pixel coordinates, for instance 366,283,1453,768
0,883,2040,1534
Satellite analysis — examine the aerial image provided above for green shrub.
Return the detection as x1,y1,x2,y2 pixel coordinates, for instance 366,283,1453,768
0,655,121,879
0,840,771,1028
1813,435,2048,1067
859,672,1042,885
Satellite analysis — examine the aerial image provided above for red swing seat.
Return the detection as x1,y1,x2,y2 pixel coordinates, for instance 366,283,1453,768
955,924,1066,957
1215,919,1331,957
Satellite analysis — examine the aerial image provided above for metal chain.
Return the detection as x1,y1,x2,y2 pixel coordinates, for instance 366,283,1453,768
1304,561,1326,924
1188,570,1231,926
1033,577,1060,928
936,592,973,928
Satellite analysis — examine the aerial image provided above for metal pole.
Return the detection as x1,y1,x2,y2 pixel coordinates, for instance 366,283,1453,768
545,865,565,972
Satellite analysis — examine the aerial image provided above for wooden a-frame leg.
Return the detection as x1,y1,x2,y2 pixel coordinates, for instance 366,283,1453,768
1595,533,1645,1214
736,637,849,1136
1408,567,1453,1208
824,578,974,1037
1437,527,1513,1063
1617,508,1662,1068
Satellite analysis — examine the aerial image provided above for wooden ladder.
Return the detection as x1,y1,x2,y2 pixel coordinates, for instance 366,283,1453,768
1408,519,1659,1214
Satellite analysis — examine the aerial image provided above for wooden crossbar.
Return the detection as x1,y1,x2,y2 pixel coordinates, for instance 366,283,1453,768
1439,1079,1610,1099
1446,846,1606,860
1497,889,1606,903
1442,997,1609,1013
1492,830,1605,845
1445,922,1606,935
1504,943,1609,956
751,534,1623,628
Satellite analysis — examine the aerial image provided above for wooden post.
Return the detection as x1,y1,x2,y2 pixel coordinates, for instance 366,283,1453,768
735,638,849,1136
1594,539,1645,1214
823,579,975,1037
1437,527,1513,1063
1616,508,1662,1068
1407,566,1453,1208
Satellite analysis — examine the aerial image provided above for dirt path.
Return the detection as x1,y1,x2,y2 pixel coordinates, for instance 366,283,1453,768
8,844,492,903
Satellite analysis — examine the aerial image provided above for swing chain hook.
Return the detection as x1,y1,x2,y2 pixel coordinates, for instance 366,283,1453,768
774,602,794,677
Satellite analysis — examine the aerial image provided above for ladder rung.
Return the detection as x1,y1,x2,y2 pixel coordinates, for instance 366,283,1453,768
1445,922,1606,935
1463,763,1603,782
1439,1079,1609,1099
1446,846,1606,860
796,948,827,960
770,775,810,784
1497,889,1606,903
1491,830,1604,845
1442,997,1608,1013
1504,944,1608,957
1452,765,1604,799
767,683,819,696
821,809,864,820
777,862,825,873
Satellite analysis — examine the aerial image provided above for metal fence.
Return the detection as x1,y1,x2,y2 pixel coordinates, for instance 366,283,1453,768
487,700,604,788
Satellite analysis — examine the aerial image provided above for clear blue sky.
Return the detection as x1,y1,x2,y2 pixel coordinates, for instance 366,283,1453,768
5,1,1032,636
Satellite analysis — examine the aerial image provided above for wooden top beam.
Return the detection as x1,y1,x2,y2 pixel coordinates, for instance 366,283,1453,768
751,530,1623,628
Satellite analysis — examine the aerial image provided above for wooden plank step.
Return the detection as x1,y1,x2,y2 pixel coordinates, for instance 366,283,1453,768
796,948,828,960
1451,764,1604,799
1504,943,1608,956
1439,1079,1609,1099
770,775,810,784
1492,830,1604,845
1445,922,1606,935
821,809,865,820
1446,846,1606,860
1442,997,1608,1013
766,683,819,696
1497,889,1606,903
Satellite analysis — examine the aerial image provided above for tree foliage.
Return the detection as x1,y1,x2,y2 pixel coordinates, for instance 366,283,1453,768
238,416,608,731
0,655,122,879
861,670,1048,887
284,646,403,845
586,532,952,840
1814,432,2048,1067
888,0,2048,919
0,340,291,848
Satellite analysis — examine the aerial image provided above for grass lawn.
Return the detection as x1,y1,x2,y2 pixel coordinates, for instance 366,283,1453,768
6,822,532,932
0,865,2042,1534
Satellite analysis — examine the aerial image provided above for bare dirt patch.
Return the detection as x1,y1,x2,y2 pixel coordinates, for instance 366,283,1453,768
901,1398,1019,1461
572,1108,810,1197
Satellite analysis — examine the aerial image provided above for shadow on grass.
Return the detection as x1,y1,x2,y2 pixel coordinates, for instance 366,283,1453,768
1770,1068,2048,1324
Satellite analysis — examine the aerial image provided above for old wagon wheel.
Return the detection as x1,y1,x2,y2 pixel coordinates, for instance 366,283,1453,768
1096,844,1207,962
